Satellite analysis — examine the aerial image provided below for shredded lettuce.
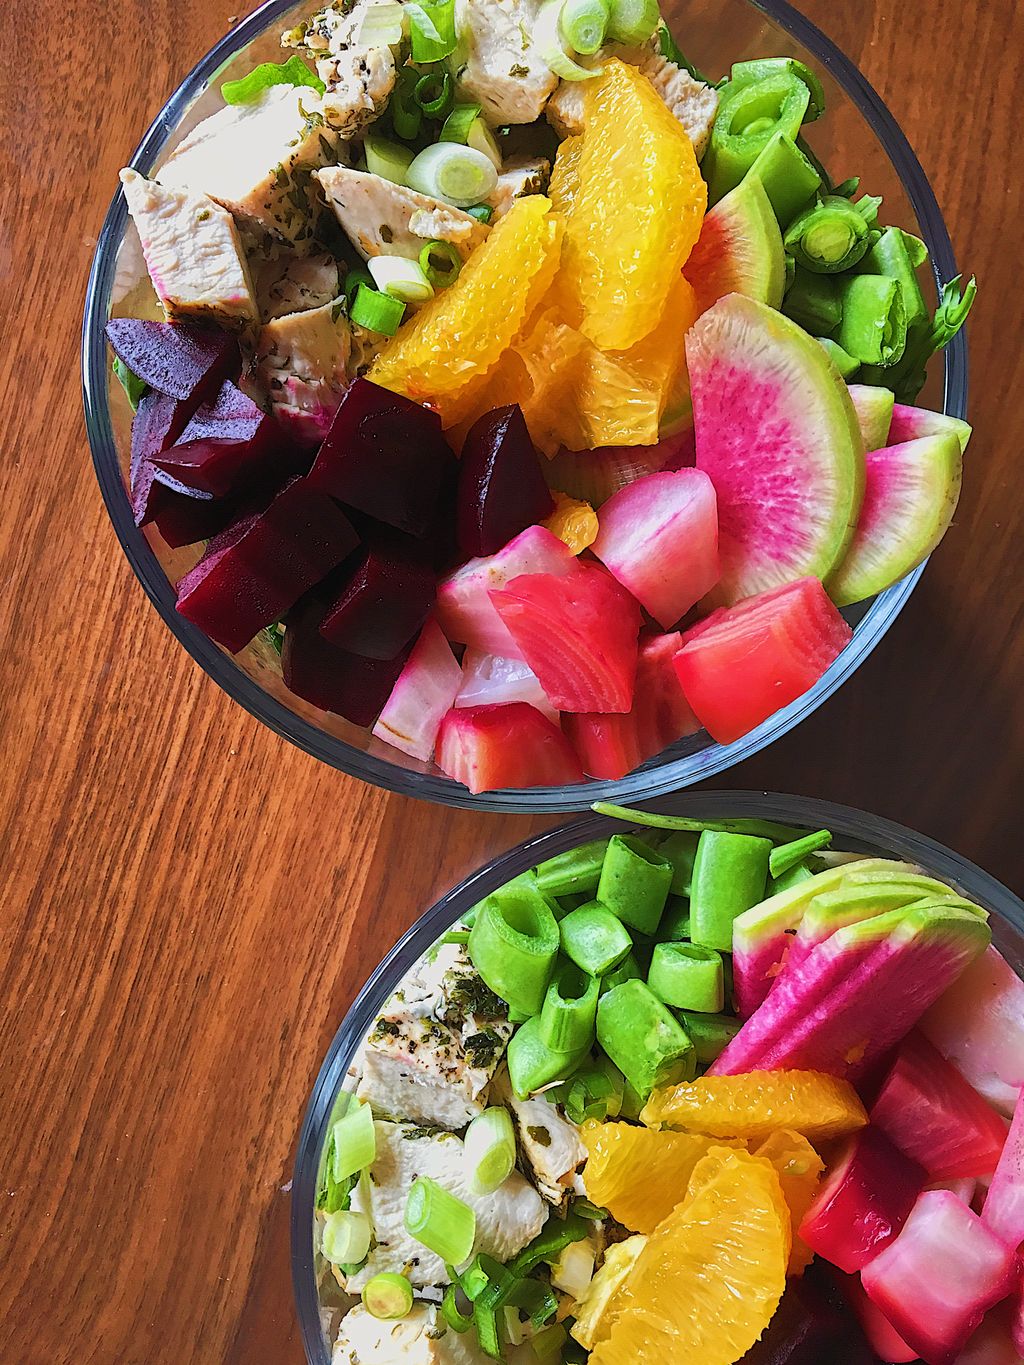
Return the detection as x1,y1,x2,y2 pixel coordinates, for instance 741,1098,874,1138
112,357,146,410
221,55,325,105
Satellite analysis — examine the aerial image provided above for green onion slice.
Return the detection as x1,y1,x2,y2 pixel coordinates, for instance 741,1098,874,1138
560,0,609,55
604,0,659,45
221,55,324,104
354,0,406,45
390,66,422,140
361,1272,414,1319
406,142,498,206
404,1177,477,1265
349,282,406,335
364,133,415,185
442,1281,475,1332
440,102,483,144
405,0,457,61
536,0,603,80
465,1108,517,1195
332,1100,376,1183
368,254,435,303
321,1209,371,1266
415,68,453,117
419,239,462,287
112,357,146,410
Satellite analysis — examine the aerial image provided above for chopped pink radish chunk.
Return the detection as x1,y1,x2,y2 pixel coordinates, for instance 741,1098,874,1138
921,947,1024,1117
838,1271,919,1363
564,631,700,779
862,1191,1018,1365
455,650,557,722
799,1126,925,1273
983,1090,1024,1250
872,1032,1009,1180
436,526,576,658
491,563,641,714
930,1177,978,1206
372,621,462,762
591,469,720,627
436,703,584,793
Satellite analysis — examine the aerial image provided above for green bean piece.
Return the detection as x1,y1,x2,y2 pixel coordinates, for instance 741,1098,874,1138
859,225,927,330
534,839,609,898
784,195,871,273
860,273,976,402
591,804,808,842
597,835,673,934
659,896,692,942
648,943,724,1012
769,859,818,894
690,830,772,951
769,829,833,879
900,229,929,268
596,980,696,1099
832,176,860,199
785,251,796,292
539,965,600,1054
651,830,699,895
467,883,560,1015
506,1015,588,1098
600,951,642,994
676,1010,743,1065
554,892,592,918
705,73,811,203
730,56,825,121
560,902,633,977
836,274,908,368
784,266,842,333
853,193,883,227
745,130,821,228
817,337,861,379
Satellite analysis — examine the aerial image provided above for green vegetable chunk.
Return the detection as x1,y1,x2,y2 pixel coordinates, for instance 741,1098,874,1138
539,965,600,1054
730,56,825,121
769,859,818,894
221,54,324,104
836,274,908,368
404,1177,476,1265
112,356,146,410
468,882,561,1015
690,830,772,951
534,839,609,898
769,829,833,879
676,1010,743,1064
745,130,822,229
858,224,928,330
651,830,700,895
596,979,696,1099
785,195,871,273
862,274,976,401
705,73,811,204
597,835,673,934
560,901,633,976
784,266,842,333
648,942,724,1012
349,282,405,336
658,896,692,942
600,951,642,994
506,1015,588,1097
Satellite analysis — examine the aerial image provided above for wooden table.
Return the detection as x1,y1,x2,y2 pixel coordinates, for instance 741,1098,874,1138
1,0,1021,1359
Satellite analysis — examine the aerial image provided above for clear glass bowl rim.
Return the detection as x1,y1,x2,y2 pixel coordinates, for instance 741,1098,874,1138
289,789,1023,1364
81,0,969,813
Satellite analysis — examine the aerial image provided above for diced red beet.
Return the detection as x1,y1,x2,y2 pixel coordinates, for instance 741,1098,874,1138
673,576,853,745
455,649,558,722
152,381,283,496
456,404,555,557
862,1191,1018,1365
306,377,453,536
436,703,585,793
564,631,700,778
739,1265,874,1365
983,1089,1024,1250
591,469,720,627
106,318,237,401
317,541,435,661
151,486,238,548
372,620,462,762
799,1127,926,1273
436,525,576,657
871,1032,1009,1182
490,564,641,714
130,389,193,524
176,479,359,653
282,591,409,725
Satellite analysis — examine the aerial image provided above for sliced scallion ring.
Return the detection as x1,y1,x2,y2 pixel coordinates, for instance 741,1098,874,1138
362,1273,414,1320
559,0,609,55
406,142,498,206
364,133,415,185
535,0,603,81
368,254,436,303
354,0,406,46
349,282,406,335
419,238,462,287
321,1209,372,1266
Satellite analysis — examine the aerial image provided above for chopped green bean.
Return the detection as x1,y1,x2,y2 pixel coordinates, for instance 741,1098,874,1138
745,130,821,228
597,835,672,934
539,965,600,1054
769,859,818,894
648,942,724,1012
730,56,825,121
591,803,808,842
784,266,842,333
690,830,772,951
836,274,908,367
600,951,642,994
659,897,692,942
560,902,633,977
861,274,975,401
859,225,927,330
677,1010,742,1065
769,829,833,879
785,195,871,273
467,882,560,1015
853,193,883,227
651,830,699,895
506,1015,588,1098
534,839,608,898
597,979,695,1099
705,72,811,203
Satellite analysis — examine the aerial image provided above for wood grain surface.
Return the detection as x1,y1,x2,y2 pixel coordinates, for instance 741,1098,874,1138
1,1,1022,1361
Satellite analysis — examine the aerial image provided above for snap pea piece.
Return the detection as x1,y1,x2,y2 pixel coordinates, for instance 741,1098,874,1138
560,902,633,977
534,839,609,899
539,965,600,1054
706,73,811,204
600,951,642,994
769,859,818,895
677,1010,743,1065
730,55,826,121
690,831,772,951
858,225,928,330
745,130,822,228
785,266,842,333
648,942,725,1012
597,835,673,934
506,1015,588,1098
785,195,871,273
467,882,560,1016
769,829,833,879
836,274,908,368
659,897,692,943
591,803,808,842
651,830,699,895
596,979,696,1099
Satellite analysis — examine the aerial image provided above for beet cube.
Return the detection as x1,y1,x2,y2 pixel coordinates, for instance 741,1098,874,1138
106,318,237,401
456,404,554,557
318,543,436,660
151,485,250,549
175,478,359,653
306,377,452,536
130,389,194,525
152,381,284,496
283,592,410,725
740,1264,874,1365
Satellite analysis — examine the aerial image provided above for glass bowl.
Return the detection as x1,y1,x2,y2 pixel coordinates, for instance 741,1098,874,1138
290,790,1023,1362
83,0,968,812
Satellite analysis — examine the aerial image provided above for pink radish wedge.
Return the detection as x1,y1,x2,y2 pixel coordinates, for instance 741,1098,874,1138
591,469,719,627
848,383,895,452
436,703,584,793
888,401,973,455
372,621,462,762
983,1089,1024,1250
685,175,785,316
455,650,557,722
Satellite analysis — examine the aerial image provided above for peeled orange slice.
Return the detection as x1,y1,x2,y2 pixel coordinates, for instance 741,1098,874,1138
641,1070,869,1144
754,1129,824,1275
543,492,599,554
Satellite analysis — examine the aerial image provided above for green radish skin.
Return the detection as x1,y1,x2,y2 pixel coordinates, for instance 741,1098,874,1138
685,176,786,316
687,294,866,606
848,383,895,452
888,402,973,455
828,432,962,607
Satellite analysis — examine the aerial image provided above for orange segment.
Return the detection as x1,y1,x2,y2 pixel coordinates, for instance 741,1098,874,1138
591,1146,789,1365
368,197,563,425
560,60,707,351
581,1121,743,1234
641,1070,869,1144
753,1130,824,1275
549,134,582,217
543,492,599,554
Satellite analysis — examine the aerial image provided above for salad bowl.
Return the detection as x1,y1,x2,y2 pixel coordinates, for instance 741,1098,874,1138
83,0,968,811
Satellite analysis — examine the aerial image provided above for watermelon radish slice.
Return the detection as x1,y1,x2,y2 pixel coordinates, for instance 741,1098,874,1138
564,631,700,779
545,427,695,508
871,1032,1009,1181
490,564,641,714
684,175,786,315
888,401,973,455
372,620,462,762
731,858,921,1018
591,469,719,627
687,294,865,605
711,903,991,1079
827,434,963,607
778,881,935,984
848,383,895,452
672,576,852,745
837,1271,920,1362
921,947,1024,1117
799,1126,926,1273
982,1089,1024,1250
455,649,557,722
435,702,584,793
436,525,576,658
862,1191,1018,1365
